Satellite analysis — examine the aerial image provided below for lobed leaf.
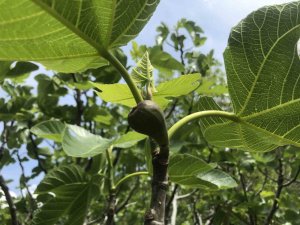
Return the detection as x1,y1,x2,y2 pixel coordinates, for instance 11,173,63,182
198,2,300,152
0,0,160,72
32,165,97,225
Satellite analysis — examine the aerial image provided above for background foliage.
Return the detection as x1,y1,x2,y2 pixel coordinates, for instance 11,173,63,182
1,1,300,225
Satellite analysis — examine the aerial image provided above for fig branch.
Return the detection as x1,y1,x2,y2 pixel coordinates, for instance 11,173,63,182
128,100,169,225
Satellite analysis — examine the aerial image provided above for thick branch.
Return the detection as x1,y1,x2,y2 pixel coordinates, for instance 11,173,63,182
0,175,19,225
144,146,169,225
29,133,47,174
106,190,116,225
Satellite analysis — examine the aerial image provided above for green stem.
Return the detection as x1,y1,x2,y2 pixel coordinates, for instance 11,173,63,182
168,110,239,139
106,147,115,190
105,147,116,225
102,50,143,104
114,171,149,189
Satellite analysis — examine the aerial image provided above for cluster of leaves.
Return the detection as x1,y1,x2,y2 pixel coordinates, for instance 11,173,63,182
0,1,300,225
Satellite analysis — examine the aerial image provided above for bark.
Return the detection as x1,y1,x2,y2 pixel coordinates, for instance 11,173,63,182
144,145,169,225
106,191,116,225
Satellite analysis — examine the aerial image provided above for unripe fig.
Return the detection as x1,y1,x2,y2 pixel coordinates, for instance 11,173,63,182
128,100,168,147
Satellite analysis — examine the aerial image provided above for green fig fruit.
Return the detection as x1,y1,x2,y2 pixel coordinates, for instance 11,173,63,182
128,100,168,147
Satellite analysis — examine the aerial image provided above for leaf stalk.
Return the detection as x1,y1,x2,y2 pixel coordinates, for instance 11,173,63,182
168,110,239,139
114,171,149,189
102,50,144,104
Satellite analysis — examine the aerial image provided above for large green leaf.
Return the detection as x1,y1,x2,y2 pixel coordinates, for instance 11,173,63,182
92,73,200,108
0,0,159,72
169,154,237,189
198,2,300,152
62,125,112,157
32,165,98,225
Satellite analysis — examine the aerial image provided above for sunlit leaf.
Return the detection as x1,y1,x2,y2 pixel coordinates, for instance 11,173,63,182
198,3,300,152
92,73,200,108
62,125,112,157
33,165,98,225
30,120,65,142
0,0,160,72
113,131,146,149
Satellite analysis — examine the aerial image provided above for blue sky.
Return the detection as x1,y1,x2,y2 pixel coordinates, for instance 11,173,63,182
1,0,294,193
135,0,293,61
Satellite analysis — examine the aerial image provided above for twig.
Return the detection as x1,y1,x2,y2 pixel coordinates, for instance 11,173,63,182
16,152,35,220
264,156,284,225
176,190,198,200
282,165,300,187
238,171,256,225
113,148,122,167
28,133,47,174
165,184,179,224
170,191,178,225
73,80,84,126
0,122,8,161
0,175,19,225
192,197,202,225
165,99,178,119
257,167,276,182
255,168,268,196
116,179,139,213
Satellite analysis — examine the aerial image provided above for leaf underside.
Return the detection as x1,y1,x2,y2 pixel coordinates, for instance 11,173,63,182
0,0,159,72
32,165,97,225
199,2,300,152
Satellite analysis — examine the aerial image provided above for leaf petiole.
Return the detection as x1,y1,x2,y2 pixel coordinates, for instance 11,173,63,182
114,171,149,189
102,50,144,104
168,110,239,139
